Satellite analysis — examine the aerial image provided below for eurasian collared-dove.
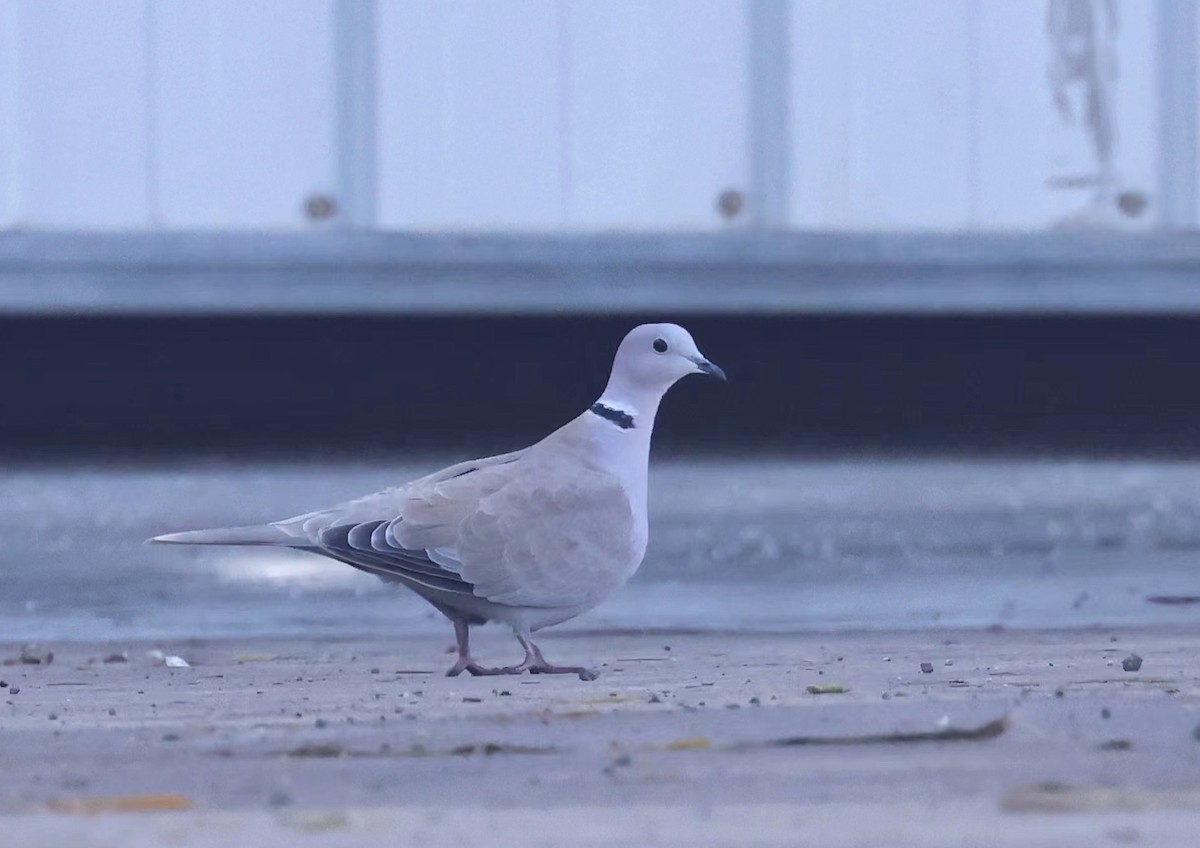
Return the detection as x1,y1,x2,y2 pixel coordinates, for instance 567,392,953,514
153,323,725,680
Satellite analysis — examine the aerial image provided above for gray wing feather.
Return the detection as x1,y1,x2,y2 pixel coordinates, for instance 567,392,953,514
315,521,477,595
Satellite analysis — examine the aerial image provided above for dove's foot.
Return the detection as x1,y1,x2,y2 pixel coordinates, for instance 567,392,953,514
444,623,599,680
446,619,510,676
510,633,599,680
445,656,596,679
445,658,510,677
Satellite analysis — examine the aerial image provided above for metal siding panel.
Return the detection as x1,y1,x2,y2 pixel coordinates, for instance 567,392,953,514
1110,1,1159,228
747,0,792,228
333,0,379,228
12,0,151,228
565,0,750,229
973,1,1064,228
1157,0,1197,228
975,0,1159,229
0,2,18,227
151,0,337,228
788,1,856,228
790,0,974,230
377,1,564,230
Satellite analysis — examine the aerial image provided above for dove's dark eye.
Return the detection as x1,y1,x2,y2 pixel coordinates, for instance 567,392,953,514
653,338,669,354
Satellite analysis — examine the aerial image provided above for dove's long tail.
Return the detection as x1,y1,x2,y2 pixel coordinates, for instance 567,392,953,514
150,524,302,546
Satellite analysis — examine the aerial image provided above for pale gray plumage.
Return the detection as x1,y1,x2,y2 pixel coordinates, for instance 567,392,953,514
153,323,725,679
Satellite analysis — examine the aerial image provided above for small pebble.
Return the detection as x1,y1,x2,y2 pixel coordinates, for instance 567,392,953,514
48,712,57,721
108,708,116,716
8,687,18,695
602,754,634,776
0,680,7,689
162,733,180,742
1121,654,1143,672
1101,708,1111,719
749,697,761,706
920,662,934,674
1192,724,1200,743
314,718,327,729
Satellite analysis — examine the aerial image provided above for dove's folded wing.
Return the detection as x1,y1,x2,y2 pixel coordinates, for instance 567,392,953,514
274,450,524,596
440,464,637,609
283,448,636,611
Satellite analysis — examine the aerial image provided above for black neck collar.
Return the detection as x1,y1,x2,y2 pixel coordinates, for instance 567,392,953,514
589,402,635,430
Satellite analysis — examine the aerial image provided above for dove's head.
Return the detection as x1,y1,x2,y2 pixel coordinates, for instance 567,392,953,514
604,323,726,405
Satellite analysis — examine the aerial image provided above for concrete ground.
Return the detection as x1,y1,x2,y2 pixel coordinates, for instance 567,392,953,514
2,627,1200,846
4,456,1200,844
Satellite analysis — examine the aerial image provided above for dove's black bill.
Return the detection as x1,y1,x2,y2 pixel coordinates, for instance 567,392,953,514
694,358,727,381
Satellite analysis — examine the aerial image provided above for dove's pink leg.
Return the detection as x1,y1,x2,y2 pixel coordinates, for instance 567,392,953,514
445,620,507,677
505,632,599,681
445,622,598,680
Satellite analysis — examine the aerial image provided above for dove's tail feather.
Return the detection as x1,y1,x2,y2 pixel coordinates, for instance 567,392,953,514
150,524,301,546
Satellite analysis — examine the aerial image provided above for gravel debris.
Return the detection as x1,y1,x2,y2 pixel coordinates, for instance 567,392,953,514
1121,654,1143,672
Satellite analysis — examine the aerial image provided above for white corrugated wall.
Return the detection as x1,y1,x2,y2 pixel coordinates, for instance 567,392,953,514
0,0,1188,232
